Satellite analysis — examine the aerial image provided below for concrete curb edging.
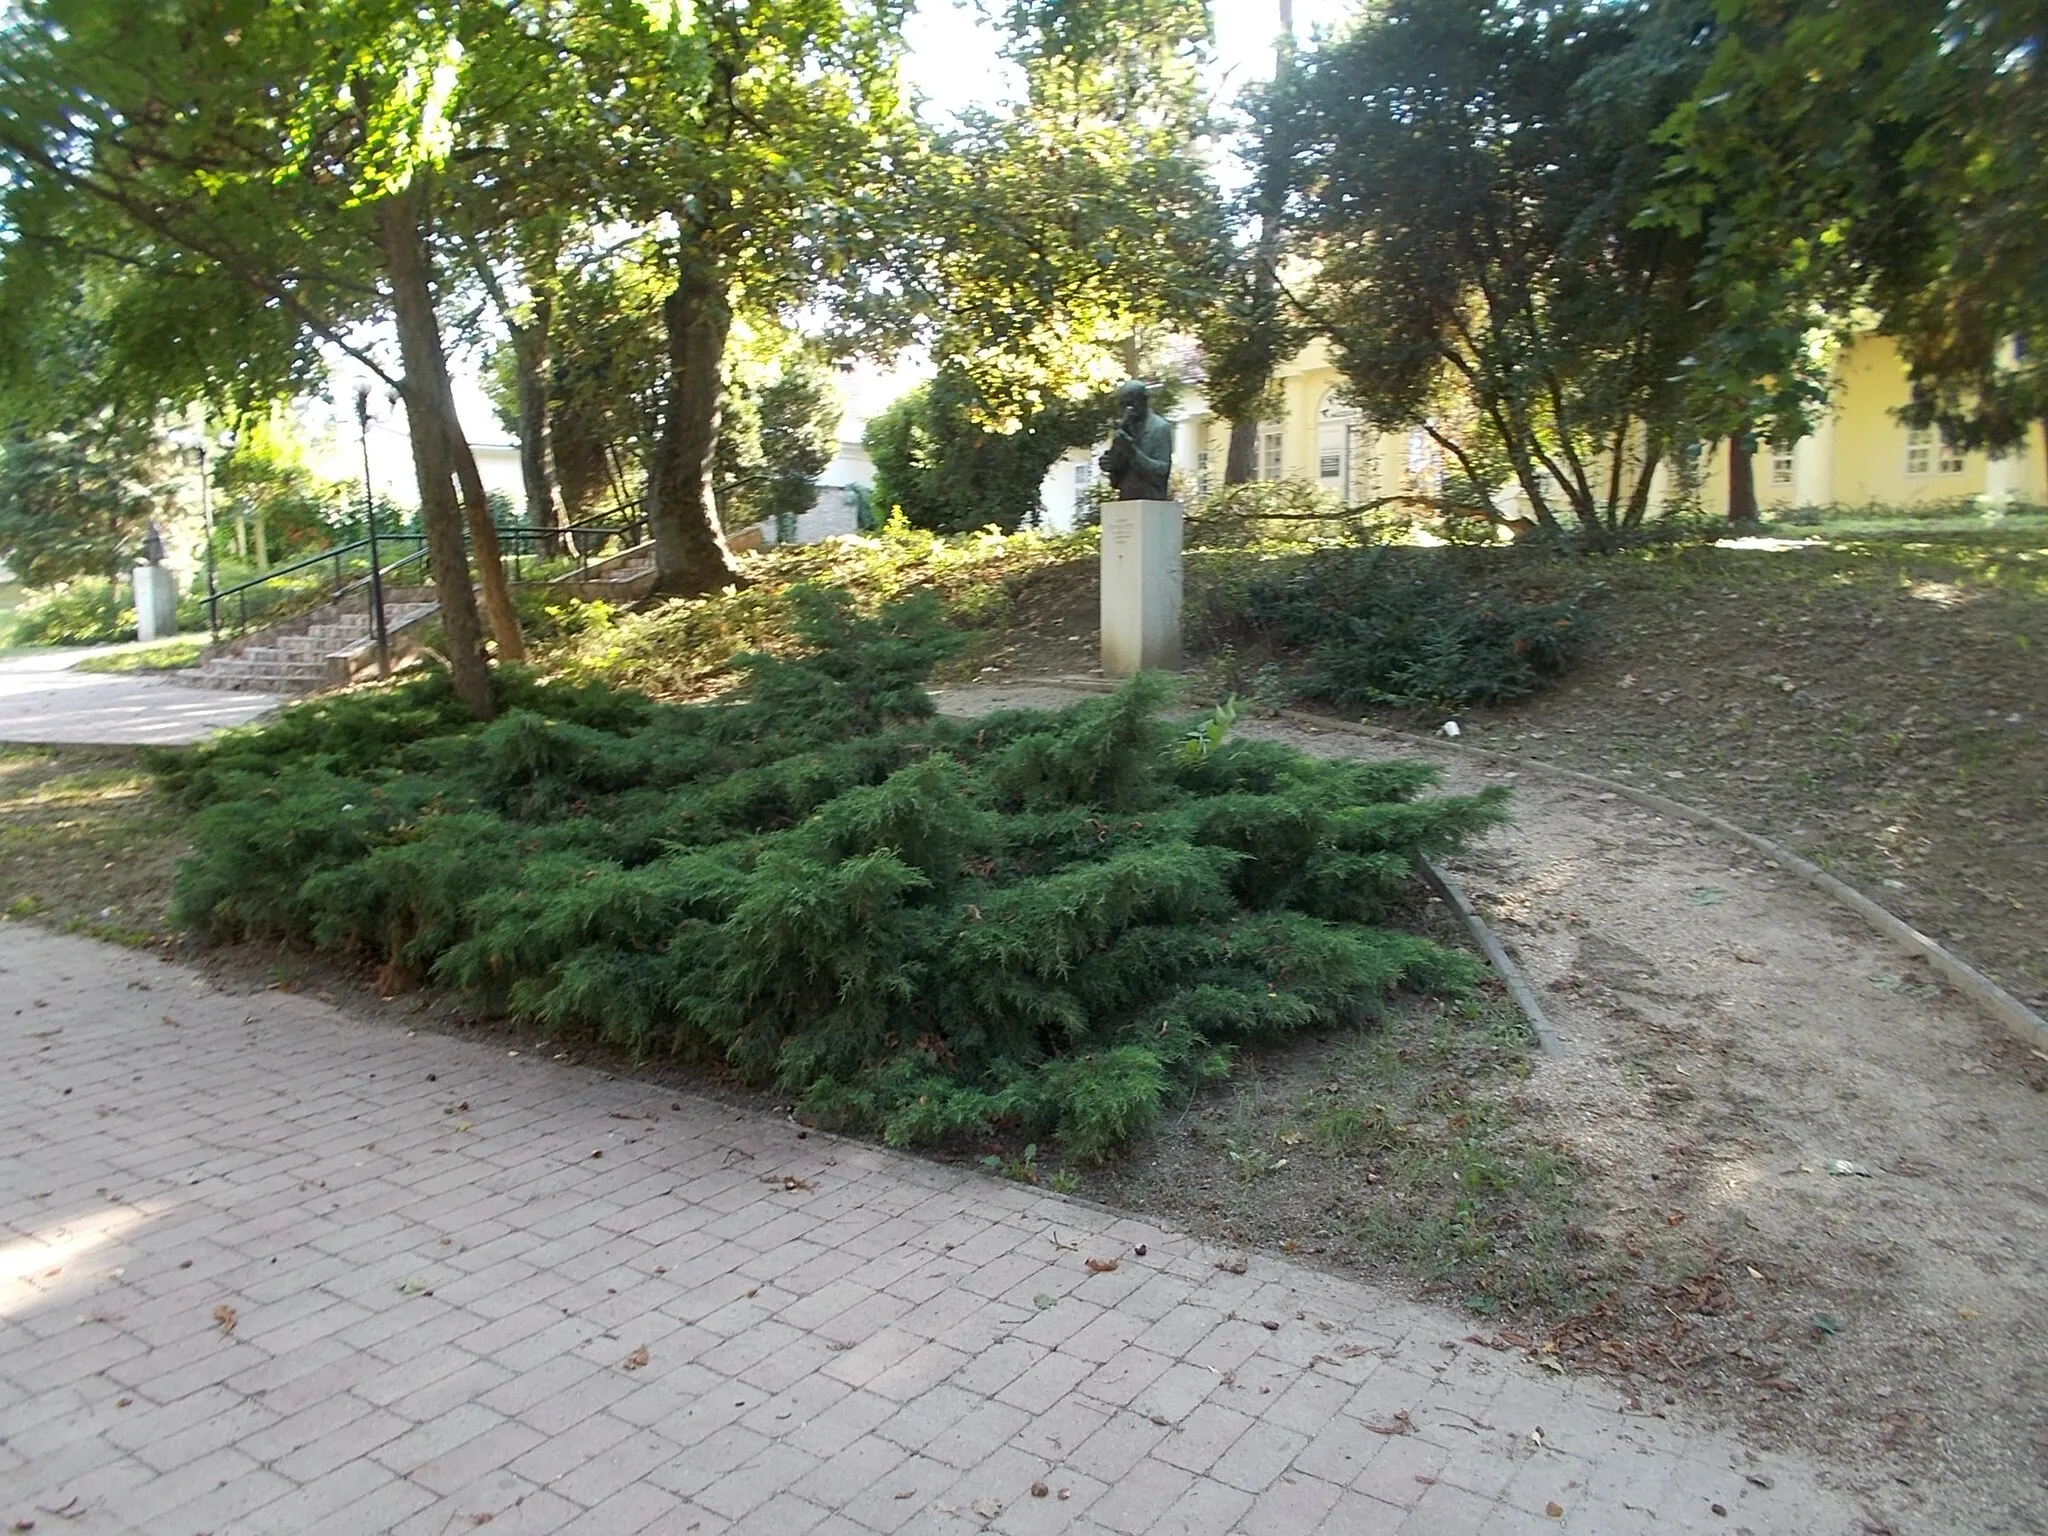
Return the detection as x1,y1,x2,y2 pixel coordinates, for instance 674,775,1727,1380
1277,704,2048,1053
962,676,2048,1053
1421,858,1563,1057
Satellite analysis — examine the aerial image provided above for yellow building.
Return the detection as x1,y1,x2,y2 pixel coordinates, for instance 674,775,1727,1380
1175,333,2048,517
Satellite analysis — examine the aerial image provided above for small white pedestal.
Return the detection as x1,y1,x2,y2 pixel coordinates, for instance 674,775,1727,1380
132,564,178,642
1099,499,1182,677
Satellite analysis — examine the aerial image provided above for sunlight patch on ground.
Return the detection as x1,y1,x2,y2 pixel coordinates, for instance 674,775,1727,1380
1,1204,158,1318
1906,580,1967,607
1719,536,1820,552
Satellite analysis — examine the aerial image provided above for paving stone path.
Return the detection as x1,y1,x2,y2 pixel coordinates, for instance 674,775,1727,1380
0,650,274,746
0,925,1871,1535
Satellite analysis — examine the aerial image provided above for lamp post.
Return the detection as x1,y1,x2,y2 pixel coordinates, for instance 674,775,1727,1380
356,383,390,678
195,439,220,640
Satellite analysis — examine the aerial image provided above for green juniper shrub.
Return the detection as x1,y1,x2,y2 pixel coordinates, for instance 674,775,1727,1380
1229,546,1586,711
162,583,1507,1160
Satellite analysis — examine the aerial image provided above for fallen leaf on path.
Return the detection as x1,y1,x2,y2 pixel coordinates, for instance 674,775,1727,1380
1363,1411,1412,1436
1030,1484,1048,1498
1547,1502,1565,1518
1084,1257,1118,1274
211,1304,236,1336
1214,1255,1248,1275
621,1345,649,1372
970,1499,1002,1519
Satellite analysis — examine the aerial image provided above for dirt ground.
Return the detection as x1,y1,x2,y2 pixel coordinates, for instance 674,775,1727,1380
936,680,2048,1536
975,529,2048,1018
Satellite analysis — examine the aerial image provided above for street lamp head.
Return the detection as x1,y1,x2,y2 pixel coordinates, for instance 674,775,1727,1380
354,381,373,430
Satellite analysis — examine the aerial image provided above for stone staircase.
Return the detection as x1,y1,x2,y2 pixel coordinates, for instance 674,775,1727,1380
546,541,660,602
177,592,440,696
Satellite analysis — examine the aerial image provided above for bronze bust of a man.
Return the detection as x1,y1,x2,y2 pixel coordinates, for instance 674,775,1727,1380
1098,380,1173,502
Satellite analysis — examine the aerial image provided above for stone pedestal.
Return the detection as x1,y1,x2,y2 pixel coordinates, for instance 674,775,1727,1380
132,564,178,642
1099,499,1182,677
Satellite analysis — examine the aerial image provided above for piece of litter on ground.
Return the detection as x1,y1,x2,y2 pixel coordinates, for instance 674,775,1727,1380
1825,1159,1873,1177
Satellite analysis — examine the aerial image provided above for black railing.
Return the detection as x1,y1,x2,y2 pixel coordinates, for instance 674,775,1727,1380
203,516,650,646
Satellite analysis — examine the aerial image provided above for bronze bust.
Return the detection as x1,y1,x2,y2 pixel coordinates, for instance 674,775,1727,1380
1098,381,1173,502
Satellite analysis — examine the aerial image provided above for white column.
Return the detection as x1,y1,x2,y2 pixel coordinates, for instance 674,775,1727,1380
1793,410,1837,508
1099,500,1183,676
1984,448,2027,506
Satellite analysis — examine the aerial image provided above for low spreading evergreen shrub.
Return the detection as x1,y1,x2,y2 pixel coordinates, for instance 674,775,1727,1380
161,586,1508,1159
1228,546,1586,710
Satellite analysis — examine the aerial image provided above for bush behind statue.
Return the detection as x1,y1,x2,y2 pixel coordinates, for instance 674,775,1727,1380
159,589,1506,1160
1221,545,1588,711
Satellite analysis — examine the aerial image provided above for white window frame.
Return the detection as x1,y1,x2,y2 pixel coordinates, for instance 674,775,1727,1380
1259,427,1284,482
1904,426,1933,477
1768,444,1795,486
1905,426,1963,478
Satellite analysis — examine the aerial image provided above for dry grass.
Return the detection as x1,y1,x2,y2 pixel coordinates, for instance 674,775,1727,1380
0,747,187,945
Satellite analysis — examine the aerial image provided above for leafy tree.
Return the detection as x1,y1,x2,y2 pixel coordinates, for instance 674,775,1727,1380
1290,0,1819,537
1200,11,1304,484
906,0,1226,429
1654,0,2048,459
0,0,538,713
0,424,170,589
865,372,1102,533
718,353,843,539
211,411,351,568
515,0,916,597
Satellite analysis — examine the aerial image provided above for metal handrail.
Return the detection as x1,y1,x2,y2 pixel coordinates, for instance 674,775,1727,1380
203,516,646,642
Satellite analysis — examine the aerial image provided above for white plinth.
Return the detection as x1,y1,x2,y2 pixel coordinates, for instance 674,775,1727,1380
1100,499,1182,677
132,564,178,642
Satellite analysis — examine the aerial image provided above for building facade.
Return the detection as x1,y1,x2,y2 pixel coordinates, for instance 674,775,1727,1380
1165,333,2048,520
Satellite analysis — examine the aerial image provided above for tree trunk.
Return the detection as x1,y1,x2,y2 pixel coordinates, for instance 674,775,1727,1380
444,423,526,660
1727,433,1758,524
551,401,605,524
1224,420,1258,484
376,186,494,721
512,299,563,556
648,264,744,596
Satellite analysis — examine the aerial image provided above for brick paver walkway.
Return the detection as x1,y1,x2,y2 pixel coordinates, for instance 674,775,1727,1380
0,925,1868,1534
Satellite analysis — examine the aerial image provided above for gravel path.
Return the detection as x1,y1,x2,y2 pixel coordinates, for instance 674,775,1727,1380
933,681,2048,1536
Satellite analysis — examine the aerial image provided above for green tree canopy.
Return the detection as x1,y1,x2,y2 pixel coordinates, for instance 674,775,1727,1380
866,371,1101,533
0,423,172,589
1654,0,2048,455
905,0,1225,429
1290,0,1820,536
